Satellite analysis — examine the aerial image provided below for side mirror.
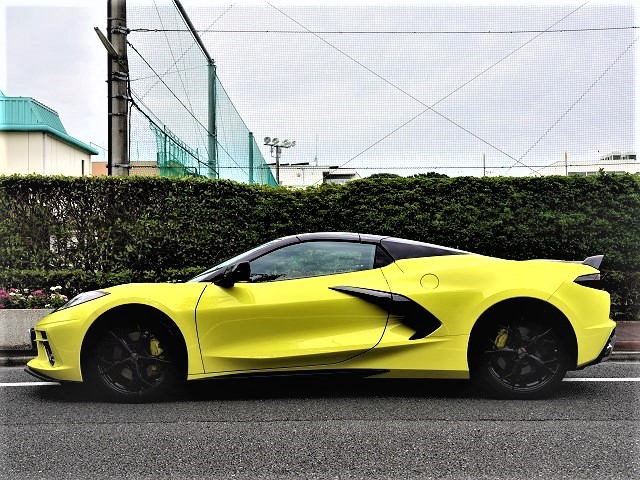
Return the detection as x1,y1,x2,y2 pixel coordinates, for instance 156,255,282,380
214,261,250,288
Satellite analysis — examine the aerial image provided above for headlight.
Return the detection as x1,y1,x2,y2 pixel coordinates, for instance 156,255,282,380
58,290,110,311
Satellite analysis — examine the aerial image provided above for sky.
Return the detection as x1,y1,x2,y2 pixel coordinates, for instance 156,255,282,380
1,0,637,177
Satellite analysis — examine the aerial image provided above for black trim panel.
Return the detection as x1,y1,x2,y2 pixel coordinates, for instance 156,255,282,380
329,286,441,340
189,368,389,381
381,237,469,261
24,366,74,383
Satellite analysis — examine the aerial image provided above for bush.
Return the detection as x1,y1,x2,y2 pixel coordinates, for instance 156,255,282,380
0,268,205,298
0,174,638,319
0,286,67,309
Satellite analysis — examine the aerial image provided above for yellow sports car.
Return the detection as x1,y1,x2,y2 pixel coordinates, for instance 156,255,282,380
27,232,616,401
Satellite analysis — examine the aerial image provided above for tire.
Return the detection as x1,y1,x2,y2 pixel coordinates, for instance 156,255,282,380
471,315,568,399
84,319,179,402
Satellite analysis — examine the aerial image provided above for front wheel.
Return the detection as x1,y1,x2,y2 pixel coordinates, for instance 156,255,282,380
84,320,178,402
472,317,568,399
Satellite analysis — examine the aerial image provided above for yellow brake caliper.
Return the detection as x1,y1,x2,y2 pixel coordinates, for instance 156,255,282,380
495,328,509,349
149,338,163,376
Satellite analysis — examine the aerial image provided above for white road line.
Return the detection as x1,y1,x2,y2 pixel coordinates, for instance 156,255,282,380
0,382,59,387
564,378,640,382
0,378,639,387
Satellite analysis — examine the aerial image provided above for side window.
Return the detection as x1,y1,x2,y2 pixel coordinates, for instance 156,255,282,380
249,241,376,282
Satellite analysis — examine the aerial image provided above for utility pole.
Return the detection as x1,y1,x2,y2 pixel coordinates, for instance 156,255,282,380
264,137,295,185
483,153,486,177
105,0,129,176
564,151,568,176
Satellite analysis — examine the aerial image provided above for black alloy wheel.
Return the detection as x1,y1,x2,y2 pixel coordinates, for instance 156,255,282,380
87,321,177,401
474,317,568,399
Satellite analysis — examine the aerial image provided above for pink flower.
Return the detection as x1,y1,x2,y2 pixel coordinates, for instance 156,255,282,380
33,290,43,296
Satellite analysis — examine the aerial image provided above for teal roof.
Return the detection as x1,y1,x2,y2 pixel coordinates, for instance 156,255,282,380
0,93,99,155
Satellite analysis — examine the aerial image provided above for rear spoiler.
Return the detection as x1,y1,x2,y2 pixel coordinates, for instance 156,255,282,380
570,255,604,269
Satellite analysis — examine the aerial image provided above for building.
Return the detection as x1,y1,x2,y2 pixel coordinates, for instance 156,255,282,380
268,163,360,187
537,151,638,176
91,160,160,177
0,90,98,175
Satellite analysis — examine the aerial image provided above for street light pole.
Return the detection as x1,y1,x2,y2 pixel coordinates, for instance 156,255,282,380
264,137,296,185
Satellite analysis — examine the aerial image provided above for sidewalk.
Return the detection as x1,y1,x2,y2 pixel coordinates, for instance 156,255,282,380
612,321,640,361
2,321,638,367
614,321,640,352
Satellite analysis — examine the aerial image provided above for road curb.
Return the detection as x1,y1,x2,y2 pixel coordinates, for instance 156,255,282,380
609,351,640,362
0,355,33,367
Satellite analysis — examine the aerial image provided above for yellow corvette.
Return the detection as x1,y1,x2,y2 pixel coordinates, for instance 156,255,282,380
27,232,616,401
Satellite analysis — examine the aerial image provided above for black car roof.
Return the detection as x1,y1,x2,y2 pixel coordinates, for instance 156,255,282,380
294,232,470,254
295,232,386,243
291,232,472,258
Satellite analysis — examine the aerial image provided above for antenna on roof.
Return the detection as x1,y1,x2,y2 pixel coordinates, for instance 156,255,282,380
314,134,318,166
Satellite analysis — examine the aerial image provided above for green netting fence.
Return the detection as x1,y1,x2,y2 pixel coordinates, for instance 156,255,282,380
126,0,276,185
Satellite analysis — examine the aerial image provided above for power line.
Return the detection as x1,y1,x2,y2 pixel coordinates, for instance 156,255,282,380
172,162,639,170
133,2,236,101
153,0,208,161
379,0,592,167
510,34,639,173
127,40,249,176
129,95,208,170
129,26,638,34
265,1,589,179
129,65,204,83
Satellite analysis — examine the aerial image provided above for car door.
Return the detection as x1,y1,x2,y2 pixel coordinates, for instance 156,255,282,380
195,241,390,373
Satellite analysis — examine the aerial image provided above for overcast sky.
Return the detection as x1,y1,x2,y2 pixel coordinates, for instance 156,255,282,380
1,0,637,176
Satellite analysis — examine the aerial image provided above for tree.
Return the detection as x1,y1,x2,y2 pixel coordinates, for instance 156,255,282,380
367,173,402,179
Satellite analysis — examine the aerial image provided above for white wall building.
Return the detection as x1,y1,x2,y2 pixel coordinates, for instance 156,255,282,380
0,90,98,176
268,163,360,187
537,151,638,176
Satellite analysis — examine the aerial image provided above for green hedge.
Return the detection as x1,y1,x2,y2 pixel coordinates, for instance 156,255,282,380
0,174,638,319
0,268,204,295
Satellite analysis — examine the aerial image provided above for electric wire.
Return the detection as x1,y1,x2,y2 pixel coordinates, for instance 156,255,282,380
129,92,207,169
134,2,236,101
127,40,249,176
125,2,634,181
153,0,209,161
265,1,587,181
511,35,639,173
129,26,638,34
166,161,637,170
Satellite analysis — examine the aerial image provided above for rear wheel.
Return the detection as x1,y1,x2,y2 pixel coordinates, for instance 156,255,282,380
85,320,178,402
472,316,568,399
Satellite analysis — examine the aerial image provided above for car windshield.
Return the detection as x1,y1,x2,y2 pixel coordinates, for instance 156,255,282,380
188,239,282,282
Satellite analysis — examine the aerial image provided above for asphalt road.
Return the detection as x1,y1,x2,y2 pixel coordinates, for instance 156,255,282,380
1,363,639,480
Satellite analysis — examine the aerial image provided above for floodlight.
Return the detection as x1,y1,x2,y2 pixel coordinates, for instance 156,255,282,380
264,137,271,144
272,138,279,145
290,141,296,147
283,140,290,147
